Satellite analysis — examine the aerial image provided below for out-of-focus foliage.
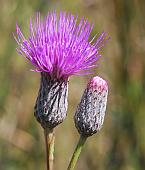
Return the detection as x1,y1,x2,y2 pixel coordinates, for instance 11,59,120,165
0,0,145,170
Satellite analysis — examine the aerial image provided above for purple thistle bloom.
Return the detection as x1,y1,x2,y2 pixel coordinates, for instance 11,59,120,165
14,12,109,129
14,11,108,79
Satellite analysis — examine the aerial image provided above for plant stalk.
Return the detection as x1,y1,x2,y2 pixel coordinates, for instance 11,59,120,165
44,128,55,170
67,135,87,170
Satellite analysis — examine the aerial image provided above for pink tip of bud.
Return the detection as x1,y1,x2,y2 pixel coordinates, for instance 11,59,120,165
88,76,108,92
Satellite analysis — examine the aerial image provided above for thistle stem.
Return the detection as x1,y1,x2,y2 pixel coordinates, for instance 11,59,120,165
67,135,87,170
44,128,55,170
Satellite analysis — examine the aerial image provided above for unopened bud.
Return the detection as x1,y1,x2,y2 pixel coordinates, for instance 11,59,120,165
74,76,108,137
34,73,68,129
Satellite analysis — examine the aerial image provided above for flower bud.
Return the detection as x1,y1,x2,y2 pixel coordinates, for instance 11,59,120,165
34,73,68,129
74,76,108,137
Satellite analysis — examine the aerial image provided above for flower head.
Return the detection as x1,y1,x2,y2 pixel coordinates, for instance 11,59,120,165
74,76,108,137
14,12,108,79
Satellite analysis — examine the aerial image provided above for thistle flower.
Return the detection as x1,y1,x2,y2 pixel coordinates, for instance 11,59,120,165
14,12,108,129
74,76,108,137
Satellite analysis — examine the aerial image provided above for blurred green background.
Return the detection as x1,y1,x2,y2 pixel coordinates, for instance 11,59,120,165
0,0,145,170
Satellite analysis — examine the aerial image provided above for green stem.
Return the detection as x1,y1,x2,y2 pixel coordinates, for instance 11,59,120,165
44,128,55,170
67,135,87,170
